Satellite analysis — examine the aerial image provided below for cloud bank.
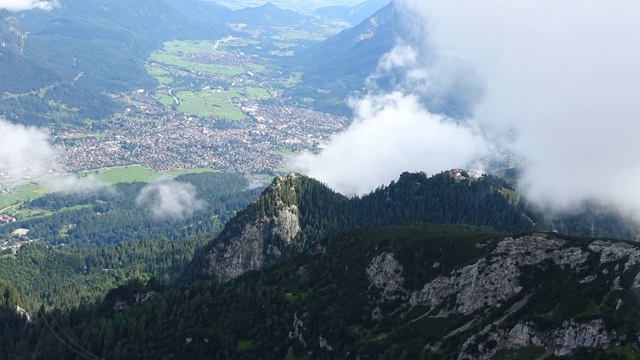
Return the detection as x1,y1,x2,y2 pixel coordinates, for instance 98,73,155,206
295,92,486,195
0,0,58,11
0,119,107,194
401,0,640,216
135,179,206,220
297,0,640,222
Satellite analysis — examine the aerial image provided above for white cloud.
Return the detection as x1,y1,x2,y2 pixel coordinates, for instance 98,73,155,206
135,178,206,220
298,0,640,223
0,119,107,194
294,92,487,195
399,0,640,218
0,0,58,11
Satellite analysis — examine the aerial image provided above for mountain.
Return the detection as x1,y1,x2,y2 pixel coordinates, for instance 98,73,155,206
232,3,310,27
287,2,399,114
0,0,234,126
3,224,640,359
315,0,391,25
186,171,535,281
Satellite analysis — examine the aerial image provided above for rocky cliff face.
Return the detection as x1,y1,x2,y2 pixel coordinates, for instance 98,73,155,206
359,233,640,357
203,174,303,280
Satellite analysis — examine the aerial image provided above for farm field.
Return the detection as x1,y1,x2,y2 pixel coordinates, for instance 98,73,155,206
150,52,245,76
83,166,219,184
12,183,52,201
152,93,174,106
82,166,164,184
0,195,19,209
162,168,217,177
176,91,246,120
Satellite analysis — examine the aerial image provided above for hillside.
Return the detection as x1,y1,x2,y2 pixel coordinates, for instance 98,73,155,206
288,2,399,114
315,0,391,25
186,171,535,281
3,224,640,358
232,3,310,27
0,0,234,126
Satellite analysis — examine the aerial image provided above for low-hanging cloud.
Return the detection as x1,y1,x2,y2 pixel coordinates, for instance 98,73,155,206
0,119,107,194
294,92,486,195
294,2,487,196
0,0,58,11
401,0,640,218
135,179,206,220
297,0,640,222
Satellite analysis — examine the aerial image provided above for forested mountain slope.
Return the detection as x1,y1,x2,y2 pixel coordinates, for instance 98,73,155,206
186,171,535,281
3,224,640,359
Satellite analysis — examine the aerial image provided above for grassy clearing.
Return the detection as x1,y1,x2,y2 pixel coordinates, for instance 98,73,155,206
176,91,246,120
218,38,259,48
163,40,218,54
227,87,275,100
0,195,19,209
152,93,175,106
271,27,326,42
281,72,303,87
237,339,254,351
82,166,164,184
12,184,52,201
161,168,217,177
151,52,245,76
146,65,173,86
499,188,520,204
58,204,94,212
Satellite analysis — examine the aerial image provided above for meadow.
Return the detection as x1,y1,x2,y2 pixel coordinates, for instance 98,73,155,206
176,91,246,120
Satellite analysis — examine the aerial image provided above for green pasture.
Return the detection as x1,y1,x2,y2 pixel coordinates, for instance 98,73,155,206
152,93,175,106
162,40,218,54
146,65,173,85
12,184,52,201
162,168,217,177
176,91,246,120
0,194,19,209
227,87,275,100
83,166,164,184
271,27,326,42
150,52,245,76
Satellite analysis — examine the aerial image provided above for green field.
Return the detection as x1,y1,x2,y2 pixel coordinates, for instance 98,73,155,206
162,40,218,54
176,91,246,120
146,65,173,86
12,184,52,201
150,52,245,76
162,168,217,177
271,27,327,42
281,72,303,86
227,87,275,100
153,93,175,106
82,166,164,184
82,166,219,184
0,194,19,209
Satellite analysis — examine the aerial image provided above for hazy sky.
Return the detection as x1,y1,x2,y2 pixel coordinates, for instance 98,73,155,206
296,0,640,220
0,0,57,11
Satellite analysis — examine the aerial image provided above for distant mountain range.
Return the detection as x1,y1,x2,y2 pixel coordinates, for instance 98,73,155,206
315,0,391,25
288,2,399,114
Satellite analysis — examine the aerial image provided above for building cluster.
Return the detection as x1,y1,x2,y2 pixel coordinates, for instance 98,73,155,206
0,230,33,254
0,214,16,223
58,91,349,174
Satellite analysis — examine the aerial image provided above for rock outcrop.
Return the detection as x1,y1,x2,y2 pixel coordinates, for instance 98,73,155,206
204,174,303,280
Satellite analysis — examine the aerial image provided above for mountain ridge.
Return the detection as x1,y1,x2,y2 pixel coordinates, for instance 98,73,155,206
186,170,535,282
